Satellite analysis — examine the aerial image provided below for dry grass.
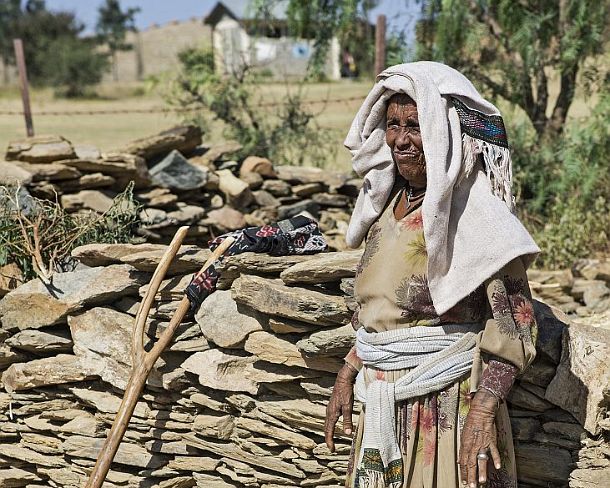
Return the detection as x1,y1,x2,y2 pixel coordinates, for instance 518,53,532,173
0,80,372,171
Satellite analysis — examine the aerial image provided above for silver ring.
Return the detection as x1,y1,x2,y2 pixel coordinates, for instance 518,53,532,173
477,452,489,460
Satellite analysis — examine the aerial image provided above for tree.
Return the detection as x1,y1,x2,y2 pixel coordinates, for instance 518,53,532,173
43,36,109,97
96,0,140,82
0,0,21,83
416,0,609,141
8,2,109,96
251,0,379,79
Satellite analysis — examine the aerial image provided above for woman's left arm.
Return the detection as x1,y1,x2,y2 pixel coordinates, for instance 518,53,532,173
478,256,538,397
459,257,538,487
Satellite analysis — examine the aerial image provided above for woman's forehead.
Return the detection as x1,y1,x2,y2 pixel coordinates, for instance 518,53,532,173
387,94,418,117
388,93,416,107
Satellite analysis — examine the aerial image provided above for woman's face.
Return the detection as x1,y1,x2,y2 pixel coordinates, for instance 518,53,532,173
386,94,426,187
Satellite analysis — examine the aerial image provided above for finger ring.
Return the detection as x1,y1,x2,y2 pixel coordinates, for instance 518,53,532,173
477,452,489,460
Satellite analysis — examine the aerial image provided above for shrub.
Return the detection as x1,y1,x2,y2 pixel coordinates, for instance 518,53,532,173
0,183,141,283
165,47,336,167
512,90,610,268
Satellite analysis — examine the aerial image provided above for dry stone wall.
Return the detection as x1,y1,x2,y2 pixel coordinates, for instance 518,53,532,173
0,245,608,488
0,127,609,486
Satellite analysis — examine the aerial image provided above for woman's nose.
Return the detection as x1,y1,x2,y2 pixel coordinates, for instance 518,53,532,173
396,129,411,149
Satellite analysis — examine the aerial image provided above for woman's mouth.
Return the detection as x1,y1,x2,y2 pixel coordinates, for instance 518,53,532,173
393,150,419,159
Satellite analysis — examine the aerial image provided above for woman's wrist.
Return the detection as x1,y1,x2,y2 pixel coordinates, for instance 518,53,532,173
337,362,359,382
471,388,500,413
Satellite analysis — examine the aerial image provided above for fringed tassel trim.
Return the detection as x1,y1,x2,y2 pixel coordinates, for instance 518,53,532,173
356,449,404,488
461,133,516,214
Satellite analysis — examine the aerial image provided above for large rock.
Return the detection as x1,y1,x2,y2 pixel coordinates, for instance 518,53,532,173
118,125,202,160
0,467,42,486
60,153,151,189
195,290,265,348
545,320,610,435
1,355,97,392
216,169,253,208
275,165,347,188
296,324,355,356
68,307,134,389
533,300,567,364
181,349,312,395
72,243,211,275
184,434,305,479
244,331,343,373
61,190,116,213
232,275,351,326
514,443,572,485
71,242,166,267
150,150,209,191
69,386,151,418
12,161,81,181
58,172,116,192
6,135,76,163
62,435,165,469
0,444,65,468
0,264,146,330
202,206,246,232
6,328,73,354
239,156,276,178
280,250,362,284
223,252,314,275
0,161,33,186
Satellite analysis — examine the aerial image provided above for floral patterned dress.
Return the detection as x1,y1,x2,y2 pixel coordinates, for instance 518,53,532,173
343,188,538,488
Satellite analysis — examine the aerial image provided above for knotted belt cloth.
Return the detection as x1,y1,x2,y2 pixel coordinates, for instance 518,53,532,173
354,324,481,487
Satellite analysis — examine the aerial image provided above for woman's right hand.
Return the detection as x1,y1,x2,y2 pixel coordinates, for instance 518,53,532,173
324,363,358,452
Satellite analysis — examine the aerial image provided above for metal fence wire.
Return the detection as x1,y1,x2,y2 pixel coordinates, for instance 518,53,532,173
0,95,364,116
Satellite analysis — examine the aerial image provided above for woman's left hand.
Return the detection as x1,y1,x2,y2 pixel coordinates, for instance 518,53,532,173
459,389,502,487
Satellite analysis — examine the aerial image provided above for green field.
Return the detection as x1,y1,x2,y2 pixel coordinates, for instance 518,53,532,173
0,76,596,171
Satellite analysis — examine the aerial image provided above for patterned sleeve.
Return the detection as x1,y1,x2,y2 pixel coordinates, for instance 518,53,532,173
478,257,538,400
344,308,363,372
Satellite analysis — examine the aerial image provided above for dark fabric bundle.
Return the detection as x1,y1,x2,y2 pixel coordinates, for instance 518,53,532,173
185,215,327,313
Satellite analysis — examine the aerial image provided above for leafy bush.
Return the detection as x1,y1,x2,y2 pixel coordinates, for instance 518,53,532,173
0,183,141,283
42,36,109,98
166,47,336,167
512,90,610,268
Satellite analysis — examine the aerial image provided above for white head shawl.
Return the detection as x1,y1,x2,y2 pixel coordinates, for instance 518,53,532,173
345,62,540,315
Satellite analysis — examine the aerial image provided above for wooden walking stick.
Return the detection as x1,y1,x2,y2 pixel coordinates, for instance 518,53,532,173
85,226,236,488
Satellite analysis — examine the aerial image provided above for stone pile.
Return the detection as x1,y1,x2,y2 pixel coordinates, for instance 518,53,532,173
529,258,610,316
0,244,608,487
1,128,358,251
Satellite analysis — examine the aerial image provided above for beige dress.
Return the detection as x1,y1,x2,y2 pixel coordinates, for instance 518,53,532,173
344,188,538,488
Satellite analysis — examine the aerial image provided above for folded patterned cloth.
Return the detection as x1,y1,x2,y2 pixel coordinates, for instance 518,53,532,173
185,215,327,313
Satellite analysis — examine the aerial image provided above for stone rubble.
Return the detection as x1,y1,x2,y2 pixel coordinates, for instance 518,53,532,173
2,128,357,253
0,243,606,488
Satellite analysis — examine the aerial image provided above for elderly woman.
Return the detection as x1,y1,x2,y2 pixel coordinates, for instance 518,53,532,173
324,62,540,488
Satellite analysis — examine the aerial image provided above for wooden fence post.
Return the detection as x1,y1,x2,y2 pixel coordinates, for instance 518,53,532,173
374,14,387,76
13,38,34,137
